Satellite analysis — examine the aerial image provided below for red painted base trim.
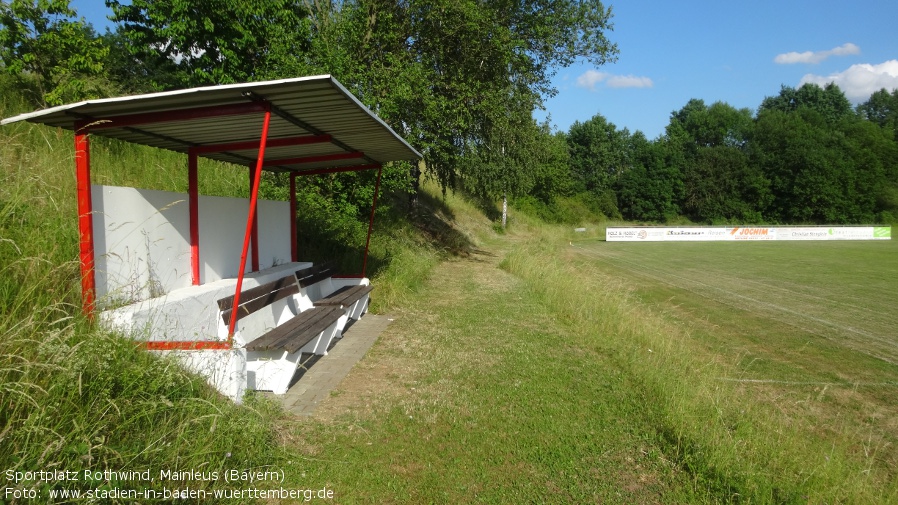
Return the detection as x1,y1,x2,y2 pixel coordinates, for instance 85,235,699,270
142,341,232,351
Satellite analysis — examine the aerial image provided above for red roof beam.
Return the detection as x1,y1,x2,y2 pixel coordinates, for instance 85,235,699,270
190,134,332,155
293,164,382,176
264,151,365,168
75,101,269,131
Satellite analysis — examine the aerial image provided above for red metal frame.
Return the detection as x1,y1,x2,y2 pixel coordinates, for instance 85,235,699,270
190,134,332,155
72,95,392,353
78,102,269,131
75,132,96,316
227,106,272,340
188,150,200,285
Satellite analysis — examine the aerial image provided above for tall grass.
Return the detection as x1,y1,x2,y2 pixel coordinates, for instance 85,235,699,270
499,224,896,503
2,85,288,498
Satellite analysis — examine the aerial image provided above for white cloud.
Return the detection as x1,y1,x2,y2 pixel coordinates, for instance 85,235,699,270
774,42,860,64
576,70,653,90
606,75,654,88
799,59,898,102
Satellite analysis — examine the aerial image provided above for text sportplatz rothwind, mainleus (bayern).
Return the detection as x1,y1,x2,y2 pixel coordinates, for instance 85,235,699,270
6,468,284,484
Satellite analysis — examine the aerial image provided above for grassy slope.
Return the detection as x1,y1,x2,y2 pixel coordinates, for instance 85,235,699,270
1,90,292,499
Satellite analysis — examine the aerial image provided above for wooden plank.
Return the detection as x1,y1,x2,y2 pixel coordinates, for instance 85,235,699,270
284,306,343,353
218,275,299,324
314,285,373,308
295,262,337,287
218,275,295,311
244,306,343,354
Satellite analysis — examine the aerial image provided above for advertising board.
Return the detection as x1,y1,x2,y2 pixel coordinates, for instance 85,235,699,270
606,226,891,242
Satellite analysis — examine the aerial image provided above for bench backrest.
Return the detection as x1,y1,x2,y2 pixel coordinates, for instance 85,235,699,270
217,275,299,325
295,261,337,288
216,263,338,326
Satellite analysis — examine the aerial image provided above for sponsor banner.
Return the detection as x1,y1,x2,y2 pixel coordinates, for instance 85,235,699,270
728,227,775,240
606,226,891,242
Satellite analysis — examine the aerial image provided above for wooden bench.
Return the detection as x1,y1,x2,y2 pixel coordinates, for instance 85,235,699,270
314,284,373,321
216,273,343,394
295,262,338,288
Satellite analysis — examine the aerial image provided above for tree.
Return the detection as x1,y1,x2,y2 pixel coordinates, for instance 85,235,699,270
0,0,111,105
306,0,619,200
751,108,883,223
107,0,313,88
759,83,853,124
665,99,763,222
857,88,898,138
615,132,681,222
567,113,630,195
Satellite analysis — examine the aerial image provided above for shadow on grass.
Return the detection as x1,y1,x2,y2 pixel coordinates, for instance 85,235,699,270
294,189,478,279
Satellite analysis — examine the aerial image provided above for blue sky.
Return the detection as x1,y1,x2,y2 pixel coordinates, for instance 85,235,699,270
72,0,898,140
538,0,898,138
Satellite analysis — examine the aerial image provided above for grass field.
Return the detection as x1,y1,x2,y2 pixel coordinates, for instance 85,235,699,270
273,219,898,503
572,239,898,370
569,237,898,498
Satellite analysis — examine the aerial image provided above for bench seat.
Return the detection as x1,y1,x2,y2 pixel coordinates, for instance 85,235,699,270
314,284,373,321
217,273,344,394
245,306,344,354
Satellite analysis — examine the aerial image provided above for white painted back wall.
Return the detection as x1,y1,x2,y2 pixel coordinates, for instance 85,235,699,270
92,185,291,305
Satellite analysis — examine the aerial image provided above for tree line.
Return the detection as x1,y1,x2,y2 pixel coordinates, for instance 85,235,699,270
567,84,898,225
2,0,896,225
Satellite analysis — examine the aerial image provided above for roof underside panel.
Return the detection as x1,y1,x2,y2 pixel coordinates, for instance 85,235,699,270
1,75,421,171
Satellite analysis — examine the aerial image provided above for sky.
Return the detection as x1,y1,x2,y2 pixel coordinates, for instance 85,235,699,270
71,0,898,140
536,0,898,138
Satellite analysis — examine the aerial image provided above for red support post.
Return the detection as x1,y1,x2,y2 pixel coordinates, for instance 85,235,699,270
188,150,200,285
290,173,298,263
227,106,272,340
75,131,96,317
362,165,383,278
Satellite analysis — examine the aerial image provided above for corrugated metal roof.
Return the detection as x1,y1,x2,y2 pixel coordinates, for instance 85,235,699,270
1,75,421,171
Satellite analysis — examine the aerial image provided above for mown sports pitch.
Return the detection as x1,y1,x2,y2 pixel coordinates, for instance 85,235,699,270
573,239,898,367
571,237,898,488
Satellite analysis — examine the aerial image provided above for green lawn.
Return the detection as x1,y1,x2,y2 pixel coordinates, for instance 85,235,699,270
571,239,898,379
278,229,898,503
570,238,898,499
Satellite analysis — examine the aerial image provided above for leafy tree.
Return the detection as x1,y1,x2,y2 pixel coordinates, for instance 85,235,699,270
857,88,898,139
306,0,619,200
0,0,112,105
759,82,853,124
671,99,753,148
567,113,630,195
615,132,681,222
751,108,883,223
107,0,313,88
665,99,763,222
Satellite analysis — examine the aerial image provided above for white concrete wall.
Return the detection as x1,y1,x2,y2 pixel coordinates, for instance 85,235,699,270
92,185,291,304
